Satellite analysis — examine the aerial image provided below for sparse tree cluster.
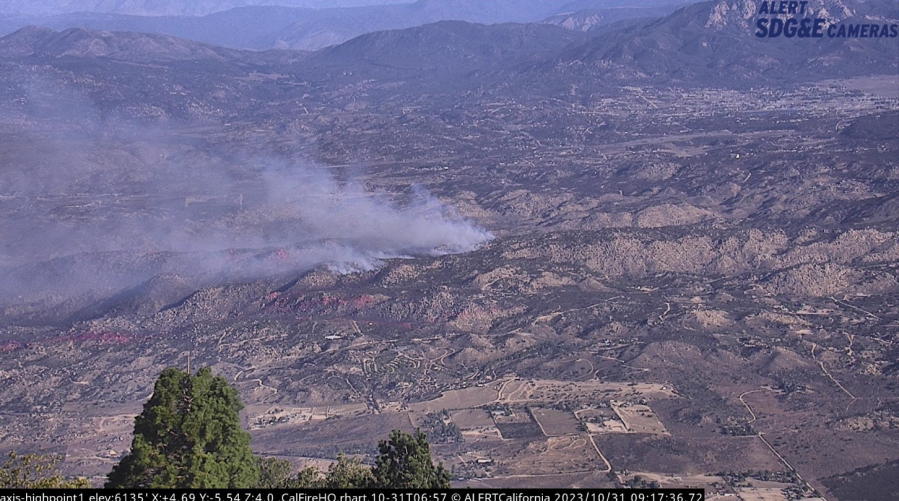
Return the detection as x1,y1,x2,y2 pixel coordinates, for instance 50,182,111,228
6,367,450,489
421,411,463,444
97,366,449,489
246,430,451,489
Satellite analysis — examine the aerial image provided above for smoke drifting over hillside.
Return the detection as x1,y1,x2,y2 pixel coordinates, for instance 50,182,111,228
0,108,492,307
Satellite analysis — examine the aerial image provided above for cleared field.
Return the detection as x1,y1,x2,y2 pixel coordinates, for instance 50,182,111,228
247,403,369,429
407,385,499,413
735,487,788,501
492,407,544,438
746,480,796,489
325,403,369,416
623,472,726,490
252,412,415,455
494,409,544,440
407,379,675,417
531,407,582,436
498,435,608,476
585,420,628,433
576,408,628,433
499,380,675,404
461,427,503,442
612,401,669,435
592,434,784,475
451,408,494,429
249,406,314,429
459,470,617,488
576,408,617,419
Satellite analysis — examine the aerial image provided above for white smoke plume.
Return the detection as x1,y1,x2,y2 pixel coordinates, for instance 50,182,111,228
0,85,492,310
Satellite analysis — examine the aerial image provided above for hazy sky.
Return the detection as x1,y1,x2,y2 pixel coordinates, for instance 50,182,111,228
0,0,698,18
0,0,416,17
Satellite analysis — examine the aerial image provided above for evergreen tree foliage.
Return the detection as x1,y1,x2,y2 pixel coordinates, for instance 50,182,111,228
107,367,259,488
371,429,451,488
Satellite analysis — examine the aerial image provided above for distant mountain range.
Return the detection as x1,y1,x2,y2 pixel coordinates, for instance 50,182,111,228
296,20,590,84
541,0,899,84
0,0,895,92
0,0,414,17
0,25,250,62
0,0,696,51
543,5,684,32
0,20,586,73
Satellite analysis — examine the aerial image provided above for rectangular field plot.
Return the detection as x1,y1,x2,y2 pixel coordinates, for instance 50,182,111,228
407,385,499,413
576,408,628,433
735,487,789,501
585,420,629,433
612,401,669,435
497,435,609,476
249,407,314,429
247,403,369,430
451,408,495,429
461,427,503,443
619,472,726,491
592,434,784,475
495,421,544,440
252,412,415,455
493,407,543,440
498,380,675,407
531,407,582,436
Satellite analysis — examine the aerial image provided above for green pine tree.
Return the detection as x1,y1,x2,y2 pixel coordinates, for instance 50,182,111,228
371,429,451,488
107,367,259,488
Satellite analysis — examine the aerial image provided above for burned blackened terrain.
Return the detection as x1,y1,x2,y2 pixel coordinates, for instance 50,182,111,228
0,1,897,499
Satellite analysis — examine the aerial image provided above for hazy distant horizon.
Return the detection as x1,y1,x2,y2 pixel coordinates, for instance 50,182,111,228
0,0,416,17
0,0,700,51
0,0,701,18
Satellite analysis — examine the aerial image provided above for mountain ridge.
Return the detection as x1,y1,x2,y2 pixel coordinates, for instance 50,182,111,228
0,0,683,51
301,20,590,79
1,0,895,89
0,25,246,61
537,0,899,84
